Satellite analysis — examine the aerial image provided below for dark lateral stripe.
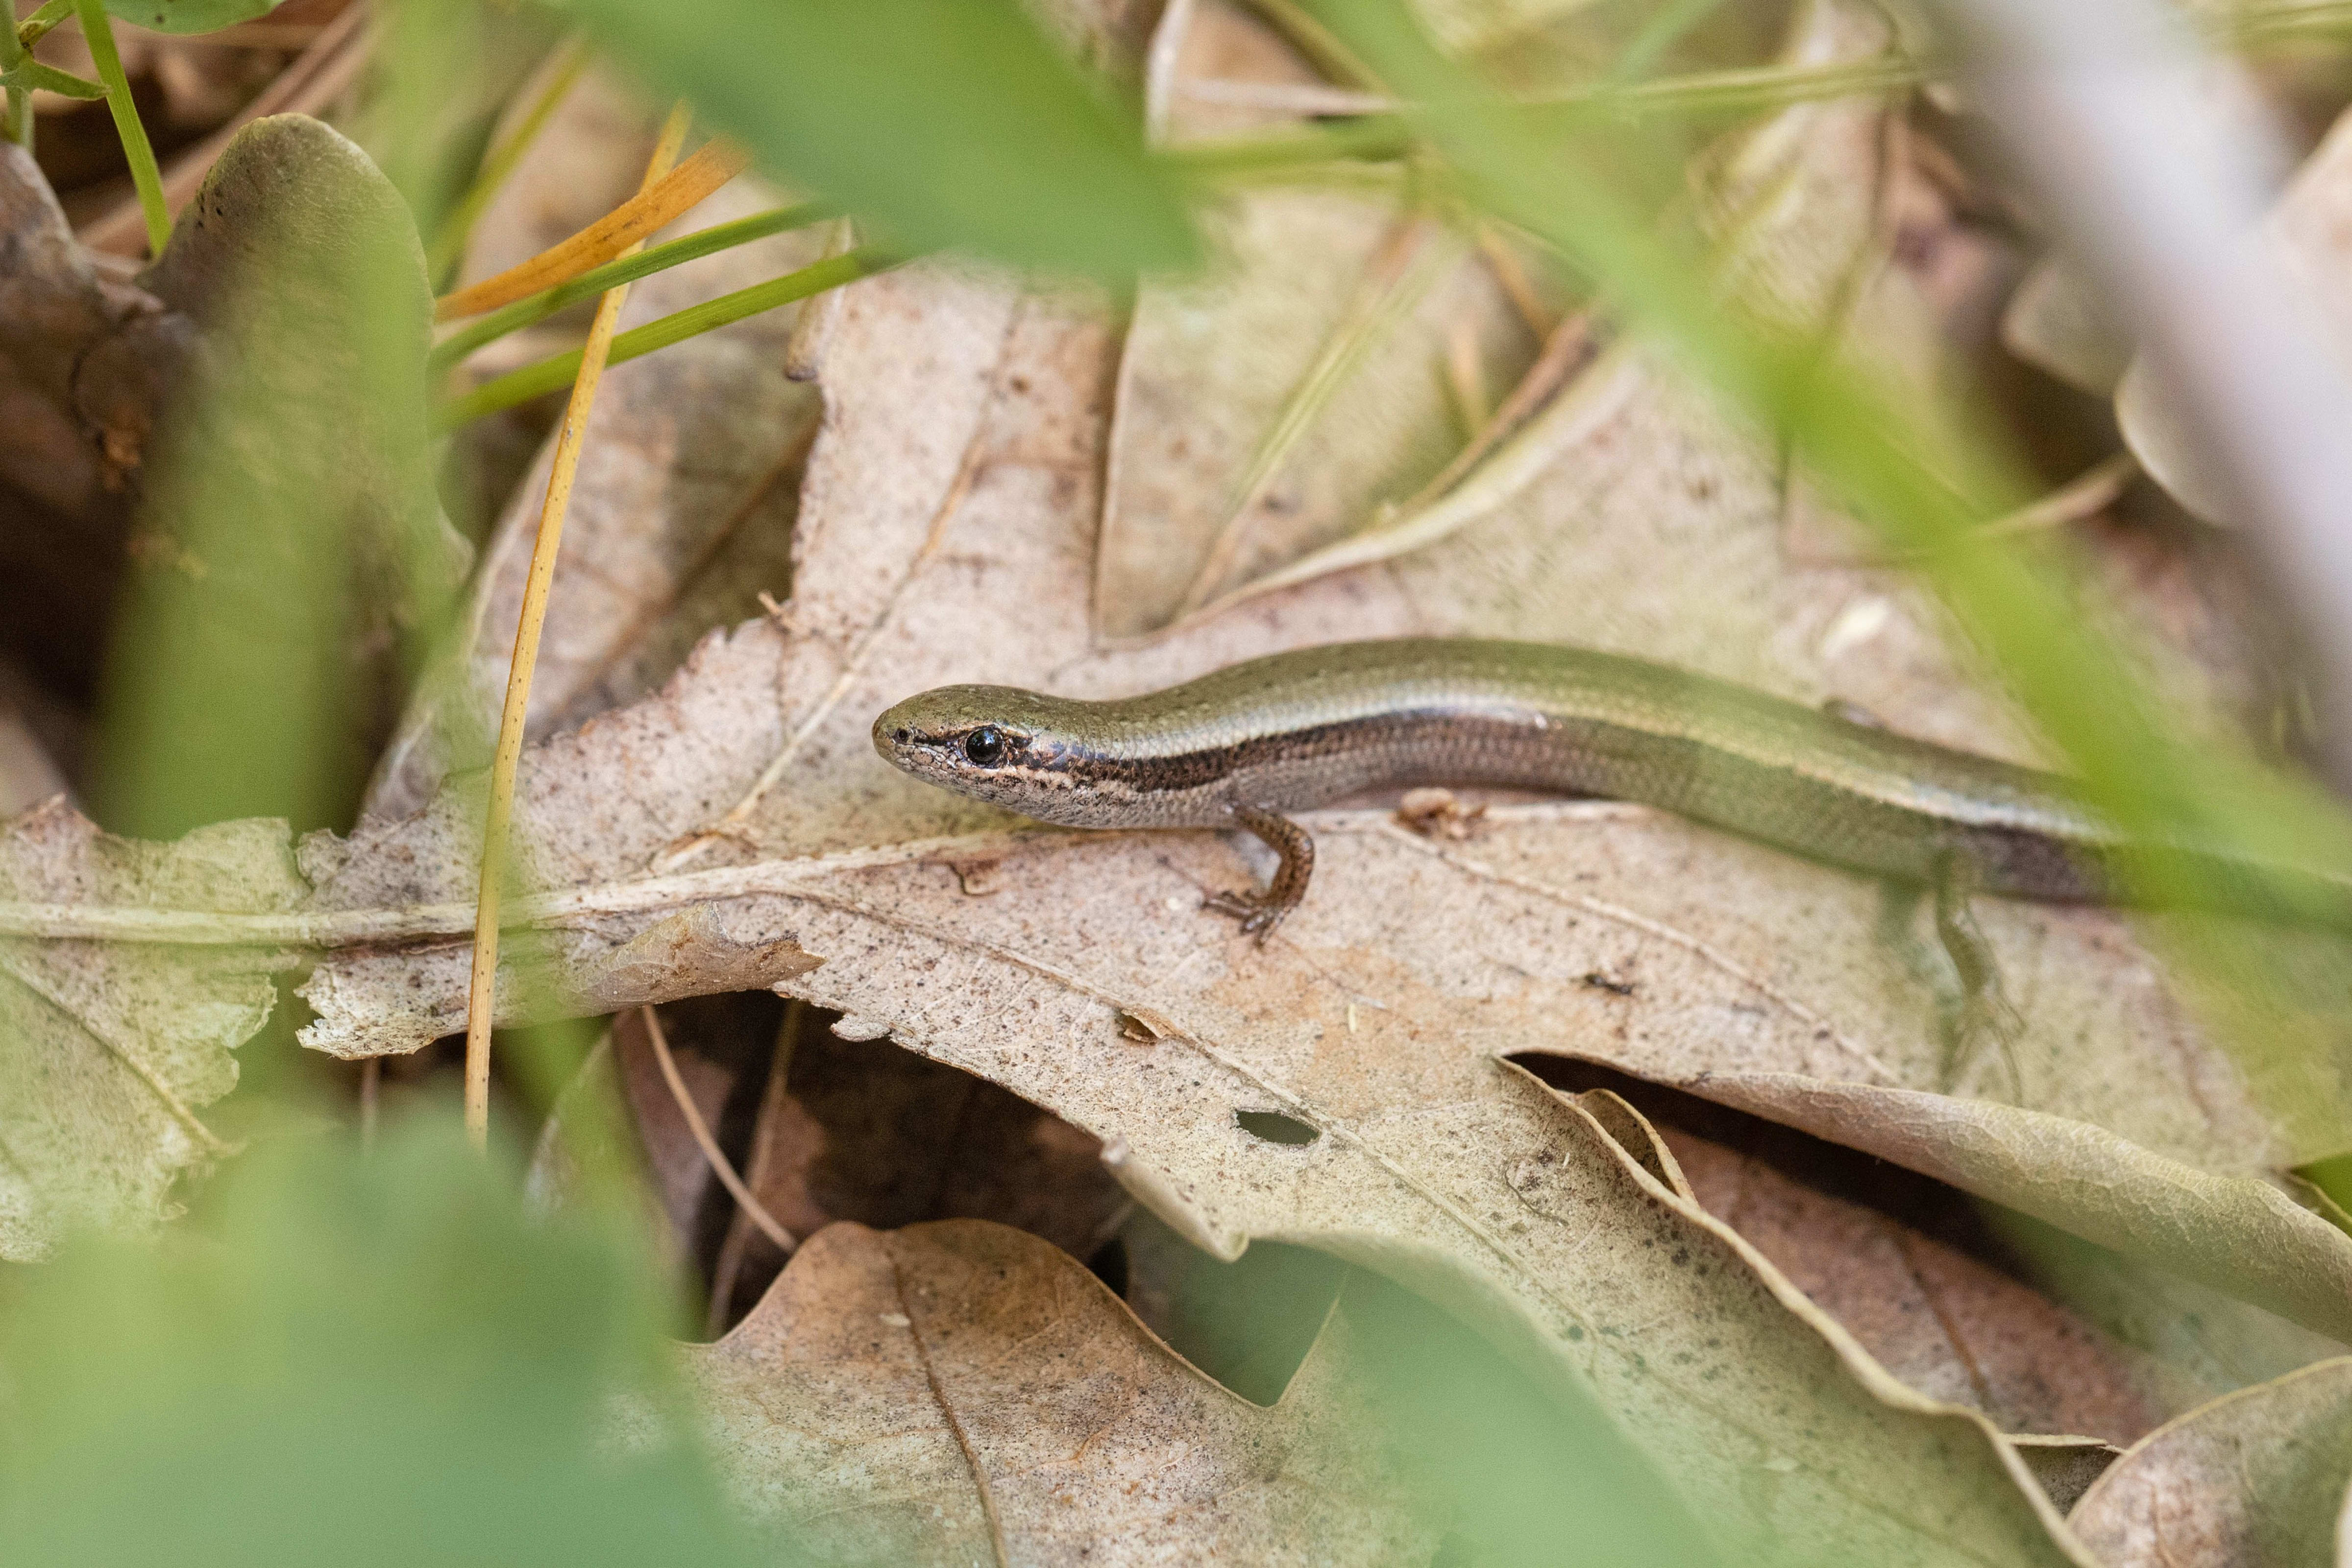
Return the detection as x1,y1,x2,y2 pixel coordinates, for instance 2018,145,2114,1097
1055,708,1563,797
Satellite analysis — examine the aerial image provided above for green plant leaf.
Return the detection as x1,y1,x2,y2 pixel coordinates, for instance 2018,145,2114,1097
562,0,1198,278
0,58,102,97
0,1114,760,1568
94,114,460,839
99,0,273,36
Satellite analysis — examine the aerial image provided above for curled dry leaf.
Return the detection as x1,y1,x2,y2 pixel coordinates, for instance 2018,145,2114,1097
1999,258,2132,398
681,1217,1438,1566
0,140,192,698
1544,1059,2349,1428
1578,1073,2164,1446
1562,1062,2352,1346
2116,102,2352,526
2069,1357,2352,1568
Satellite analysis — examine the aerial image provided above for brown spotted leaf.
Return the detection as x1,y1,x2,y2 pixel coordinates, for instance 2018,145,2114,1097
2069,1357,2352,1568
681,1218,1437,1566
0,801,300,1257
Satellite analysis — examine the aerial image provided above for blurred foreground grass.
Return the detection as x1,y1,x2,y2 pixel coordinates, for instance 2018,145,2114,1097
11,0,2352,1561
0,1115,761,1568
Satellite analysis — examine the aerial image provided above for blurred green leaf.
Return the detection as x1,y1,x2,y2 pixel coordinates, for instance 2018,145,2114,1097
92,115,459,839
562,0,1198,278
0,1113,760,1568
1124,1214,1726,1567
359,0,563,250
99,0,271,36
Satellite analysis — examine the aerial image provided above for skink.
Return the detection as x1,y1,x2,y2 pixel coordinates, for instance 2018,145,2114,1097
871,638,2344,941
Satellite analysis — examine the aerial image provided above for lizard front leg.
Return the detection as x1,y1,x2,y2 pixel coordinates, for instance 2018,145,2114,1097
1203,804,1314,941
1930,850,2025,1099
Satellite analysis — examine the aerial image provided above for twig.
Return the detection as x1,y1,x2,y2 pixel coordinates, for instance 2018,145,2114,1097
1829,452,2142,570
705,998,805,1336
639,1006,798,1255
1970,452,2139,541
463,106,693,1151
1442,317,1490,438
74,0,169,255
1239,0,1381,90
434,138,749,322
1474,224,1554,338
1398,304,1595,517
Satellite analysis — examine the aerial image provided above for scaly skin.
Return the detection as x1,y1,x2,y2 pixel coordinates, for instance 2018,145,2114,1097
871,637,2344,936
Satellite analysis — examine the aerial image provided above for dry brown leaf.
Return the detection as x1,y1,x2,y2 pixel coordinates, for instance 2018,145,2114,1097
235,200,2323,1558
0,799,297,1257
1,15,2335,1554
705,1012,1129,1326
2069,1357,2352,1568
372,174,829,819
1585,1076,2164,1445
681,1217,1438,1566
0,234,2302,1561
1544,1056,2352,1432
1098,0,1533,637
1544,1057,2352,1346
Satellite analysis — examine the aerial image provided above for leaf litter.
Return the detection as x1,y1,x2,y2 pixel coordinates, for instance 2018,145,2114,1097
2068,1355,2352,1568
678,1218,1437,1565
0,110,2332,1568
73,250,2254,1562
8,0,2352,1561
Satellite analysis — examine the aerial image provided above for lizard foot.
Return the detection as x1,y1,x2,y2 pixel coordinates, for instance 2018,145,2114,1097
1938,986,2026,1101
1203,887,1290,942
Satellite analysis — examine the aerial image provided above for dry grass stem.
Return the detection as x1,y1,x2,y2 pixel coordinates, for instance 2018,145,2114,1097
462,105,694,1148
434,137,748,322
639,1005,798,1256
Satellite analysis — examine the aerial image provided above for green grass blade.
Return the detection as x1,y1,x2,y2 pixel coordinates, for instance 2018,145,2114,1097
437,244,893,427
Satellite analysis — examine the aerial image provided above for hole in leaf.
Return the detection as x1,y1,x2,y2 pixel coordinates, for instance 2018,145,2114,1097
1235,1110,1320,1146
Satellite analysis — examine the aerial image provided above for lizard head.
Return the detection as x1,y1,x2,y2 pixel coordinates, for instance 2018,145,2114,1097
873,683,1110,824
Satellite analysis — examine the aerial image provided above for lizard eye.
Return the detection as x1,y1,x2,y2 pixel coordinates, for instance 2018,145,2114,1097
963,726,1007,767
